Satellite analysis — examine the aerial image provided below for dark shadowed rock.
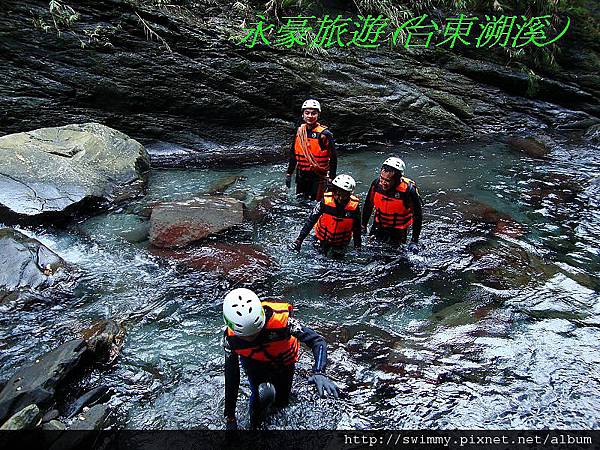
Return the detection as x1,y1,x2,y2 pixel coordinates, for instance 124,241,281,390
151,242,274,283
48,405,110,450
42,419,65,431
42,409,59,423
0,123,150,221
81,320,125,364
0,339,88,424
149,196,244,248
0,228,71,301
68,404,109,430
0,1,597,166
66,386,111,419
507,136,549,159
0,404,41,430
584,124,600,144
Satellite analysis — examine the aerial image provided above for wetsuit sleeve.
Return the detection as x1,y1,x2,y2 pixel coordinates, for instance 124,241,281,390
321,130,337,179
410,185,423,243
223,332,240,419
361,181,377,228
289,318,328,373
297,201,324,242
287,129,297,176
352,206,362,248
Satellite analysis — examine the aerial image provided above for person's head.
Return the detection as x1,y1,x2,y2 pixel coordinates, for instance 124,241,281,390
223,288,265,341
331,174,355,206
301,99,321,126
379,157,405,192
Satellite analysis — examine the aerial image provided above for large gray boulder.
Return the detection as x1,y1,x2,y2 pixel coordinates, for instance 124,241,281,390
0,123,150,220
0,339,88,424
149,196,244,248
0,228,71,301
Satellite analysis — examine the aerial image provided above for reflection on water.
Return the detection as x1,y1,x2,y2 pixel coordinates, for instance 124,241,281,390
1,139,599,429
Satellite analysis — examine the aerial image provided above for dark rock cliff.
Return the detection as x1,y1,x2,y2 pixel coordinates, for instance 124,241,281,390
1,0,598,167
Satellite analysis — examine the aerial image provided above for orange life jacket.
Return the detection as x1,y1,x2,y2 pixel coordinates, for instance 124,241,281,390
373,177,417,230
314,192,359,247
294,124,330,175
226,301,299,366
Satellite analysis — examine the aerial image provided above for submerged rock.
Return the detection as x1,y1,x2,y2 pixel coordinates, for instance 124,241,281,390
0,404,41,430
0,123,150,221
207,175,247,195
441,193,525,238
583,124,600,144
507,136,549,159
149,196,244,248
66,386,111,419
81,320,125,364
0,339,87,424
151,242,274,283
0,228,71,301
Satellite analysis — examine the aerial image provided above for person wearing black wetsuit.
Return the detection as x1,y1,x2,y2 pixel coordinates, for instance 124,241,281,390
291,174,361,257
222,288,338,430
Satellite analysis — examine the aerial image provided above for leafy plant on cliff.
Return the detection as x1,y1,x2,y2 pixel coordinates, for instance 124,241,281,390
48,0,80,32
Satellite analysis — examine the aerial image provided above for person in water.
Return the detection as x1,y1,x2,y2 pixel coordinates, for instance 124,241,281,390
223,288,338,430
362,157,423,252
285,99,337,201
291,174,361,257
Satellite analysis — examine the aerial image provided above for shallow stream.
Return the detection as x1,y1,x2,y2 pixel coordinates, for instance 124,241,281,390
1,138,599,429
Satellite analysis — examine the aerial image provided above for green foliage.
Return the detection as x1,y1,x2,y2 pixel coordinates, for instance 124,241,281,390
48,0,80,31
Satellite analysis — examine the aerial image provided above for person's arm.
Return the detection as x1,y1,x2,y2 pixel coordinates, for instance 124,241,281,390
223,333,240,423
352,206,362,249
289,317,339,398
361,182,376,229
288,317,328,373
296,201,324,244
410,185,423,243
321,130,336,179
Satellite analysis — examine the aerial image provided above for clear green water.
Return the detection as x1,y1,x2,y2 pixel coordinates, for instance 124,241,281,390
1,139,599,429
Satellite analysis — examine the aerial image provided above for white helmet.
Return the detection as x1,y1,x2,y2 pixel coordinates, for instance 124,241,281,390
301,99,321,112
223,288,265,337
382,157,405,174
331,174,355,193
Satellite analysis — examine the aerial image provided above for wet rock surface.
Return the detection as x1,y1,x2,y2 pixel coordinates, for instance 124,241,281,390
507,136,550,159
0,339,87,424
149,196,244,248
81,320,125,364
0,404,42,430
0,123,150,221
151,242,274,284
0,1,598,167
0,228,71,301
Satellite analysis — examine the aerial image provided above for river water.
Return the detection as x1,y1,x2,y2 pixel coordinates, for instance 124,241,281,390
1,137,599,429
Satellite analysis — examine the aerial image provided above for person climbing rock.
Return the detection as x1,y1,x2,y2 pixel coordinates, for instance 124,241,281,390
291,174,361,257
362,157,423,252
222,288,338,430
285,99,337,201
